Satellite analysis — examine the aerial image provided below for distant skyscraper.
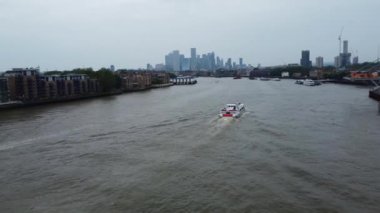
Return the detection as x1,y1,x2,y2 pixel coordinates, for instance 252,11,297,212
343,40,348,54
300,50,312,67
239,58,243,68
190,48,197,70
146,64,153,70
208,52,216,71
353,56,359,65
197,55,201,70
226,58,232,70
165,50,181,71
191,48,196,59
339,40,351,68
110,65,115,72
180,54,185,71
315,56,324,68
163,48,232,71
199,54,207,70
334,56,340,68
181,58,191,71
216,56,221,68
155,64,165,71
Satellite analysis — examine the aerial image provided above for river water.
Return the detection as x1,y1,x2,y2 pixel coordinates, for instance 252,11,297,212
0,78,379,213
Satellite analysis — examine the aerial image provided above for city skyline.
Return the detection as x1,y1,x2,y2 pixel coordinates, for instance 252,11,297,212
162,48,248,72
0,0,379,71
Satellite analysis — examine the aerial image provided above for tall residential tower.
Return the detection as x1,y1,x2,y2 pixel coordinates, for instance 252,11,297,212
190,48,197,70
316,56,324,68
300,50,312,68
339,40,351,68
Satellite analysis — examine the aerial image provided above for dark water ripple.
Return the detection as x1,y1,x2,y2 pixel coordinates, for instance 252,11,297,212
0,78,380,213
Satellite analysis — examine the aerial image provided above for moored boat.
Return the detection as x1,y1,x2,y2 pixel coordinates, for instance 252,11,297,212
304,79,317,86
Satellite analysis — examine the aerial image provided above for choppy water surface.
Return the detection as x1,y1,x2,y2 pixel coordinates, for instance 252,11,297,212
1,78,379,212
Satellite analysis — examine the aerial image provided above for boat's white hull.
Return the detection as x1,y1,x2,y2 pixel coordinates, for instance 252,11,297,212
303,79,318,86
219,111,243,118
304,82,316,86
219,103,245,118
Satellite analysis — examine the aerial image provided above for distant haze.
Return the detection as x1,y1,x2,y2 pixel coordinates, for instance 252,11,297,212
0,0,379,71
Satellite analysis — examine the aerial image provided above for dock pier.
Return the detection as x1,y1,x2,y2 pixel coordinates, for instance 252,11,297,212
170,77,197,85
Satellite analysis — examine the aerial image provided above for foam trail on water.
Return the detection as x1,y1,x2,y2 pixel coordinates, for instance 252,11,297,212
207,116,234,137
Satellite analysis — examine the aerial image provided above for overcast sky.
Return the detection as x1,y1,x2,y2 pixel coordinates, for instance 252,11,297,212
0,0,379,71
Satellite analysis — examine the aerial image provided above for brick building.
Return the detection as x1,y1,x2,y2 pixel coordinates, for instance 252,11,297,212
4,68,99,102
5,68,39,101
0,78,10,103
120,72,152,91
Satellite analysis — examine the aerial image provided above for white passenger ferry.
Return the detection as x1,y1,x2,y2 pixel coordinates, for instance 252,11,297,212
219,103,245,118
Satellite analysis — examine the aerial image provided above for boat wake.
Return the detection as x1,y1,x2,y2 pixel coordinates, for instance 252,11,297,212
207,117,234,137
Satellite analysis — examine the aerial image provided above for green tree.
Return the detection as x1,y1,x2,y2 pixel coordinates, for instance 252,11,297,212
96,68,118,92
168,72,177,78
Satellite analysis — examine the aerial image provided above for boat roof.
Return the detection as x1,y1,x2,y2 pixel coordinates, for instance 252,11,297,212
226,104,237,107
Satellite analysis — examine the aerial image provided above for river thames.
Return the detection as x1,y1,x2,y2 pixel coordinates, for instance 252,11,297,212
0,78,379,212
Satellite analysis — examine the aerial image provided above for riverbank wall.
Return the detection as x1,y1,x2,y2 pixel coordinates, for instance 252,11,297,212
151,83,174,88
0,83,176,110
0,91,123,110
